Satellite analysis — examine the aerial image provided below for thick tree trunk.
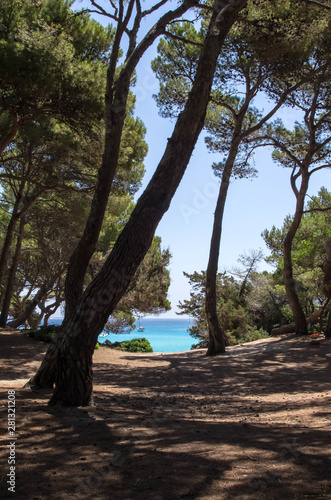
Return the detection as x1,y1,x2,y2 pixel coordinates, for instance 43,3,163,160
206,137,240,355
283,171,309,335
45,0,247,407
0,218,25,326
63,0,201,324
0,167,42,299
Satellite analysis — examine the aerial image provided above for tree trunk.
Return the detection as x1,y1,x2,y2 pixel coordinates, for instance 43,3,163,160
45,0,247,407
206,137,240,355
0,193,23,294
63,0,201,324
32,332,64,388
0,217,25,326
0,113,19,156
7,282,52,328
270,305,326,336
283,171,309,335
325,312,331,338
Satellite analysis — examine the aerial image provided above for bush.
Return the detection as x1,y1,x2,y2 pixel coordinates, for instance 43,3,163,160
116,338,153,353
25,324,102,350
24,324,61,343
226,327,269,346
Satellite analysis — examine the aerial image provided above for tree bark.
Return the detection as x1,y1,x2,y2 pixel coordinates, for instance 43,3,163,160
0,217,25,326
322,238,331,337
206,137,241,355
44,0,247,406
32,332,64,388
283,170,309,334
0,113,19,156
63,0,201,324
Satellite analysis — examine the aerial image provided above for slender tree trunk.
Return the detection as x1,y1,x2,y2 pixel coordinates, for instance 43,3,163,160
0,156,42,297
0,192,24,293
0,218,25,326
63,0,200,324
322,238,331,337
7,281,53,328
206,138,240,355
283,171,309,335
43,0,247,406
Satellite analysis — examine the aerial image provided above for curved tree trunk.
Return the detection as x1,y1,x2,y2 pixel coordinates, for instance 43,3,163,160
45,0,247,407
271,304,327,336
63,0,200,324
34,1,203,391
206,137,240,355
283,170,309,335
7,279,55,329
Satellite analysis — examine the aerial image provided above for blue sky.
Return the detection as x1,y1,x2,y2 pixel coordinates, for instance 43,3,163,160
73,1,331,318
132,63,331,316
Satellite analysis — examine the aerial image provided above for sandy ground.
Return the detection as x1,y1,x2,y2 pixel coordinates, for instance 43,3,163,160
0,328,330,499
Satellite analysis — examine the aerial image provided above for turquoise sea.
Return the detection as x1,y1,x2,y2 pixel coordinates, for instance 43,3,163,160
48,317,193,353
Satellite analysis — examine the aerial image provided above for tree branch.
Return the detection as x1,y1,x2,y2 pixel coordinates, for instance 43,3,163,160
164,31,203,47
142,0,170,17
302,0,331,10
309,163,331,176
210,96,237,119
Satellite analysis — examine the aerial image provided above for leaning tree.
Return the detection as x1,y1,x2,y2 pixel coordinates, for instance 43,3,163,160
35,0,248,407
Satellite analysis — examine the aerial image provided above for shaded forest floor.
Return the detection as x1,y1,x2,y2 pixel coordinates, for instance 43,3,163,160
0,328,330,500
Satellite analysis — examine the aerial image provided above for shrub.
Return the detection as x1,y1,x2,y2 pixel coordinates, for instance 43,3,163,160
116,338,153,353
24,324,61,343
226,327,269,346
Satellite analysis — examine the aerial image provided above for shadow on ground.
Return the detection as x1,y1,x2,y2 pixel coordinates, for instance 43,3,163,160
0,333,330,499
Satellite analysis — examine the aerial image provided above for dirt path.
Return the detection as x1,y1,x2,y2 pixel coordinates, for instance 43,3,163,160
0,329,330,499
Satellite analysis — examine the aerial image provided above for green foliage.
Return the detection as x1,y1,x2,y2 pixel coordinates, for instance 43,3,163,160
0,3,148,327
178,270,269,349
151,22,202,119
112,338,153,353
262,187,331,321
246,272,293,331
24,324,61,343
226,327,269,346
238,0,331,82
0,0,115,146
